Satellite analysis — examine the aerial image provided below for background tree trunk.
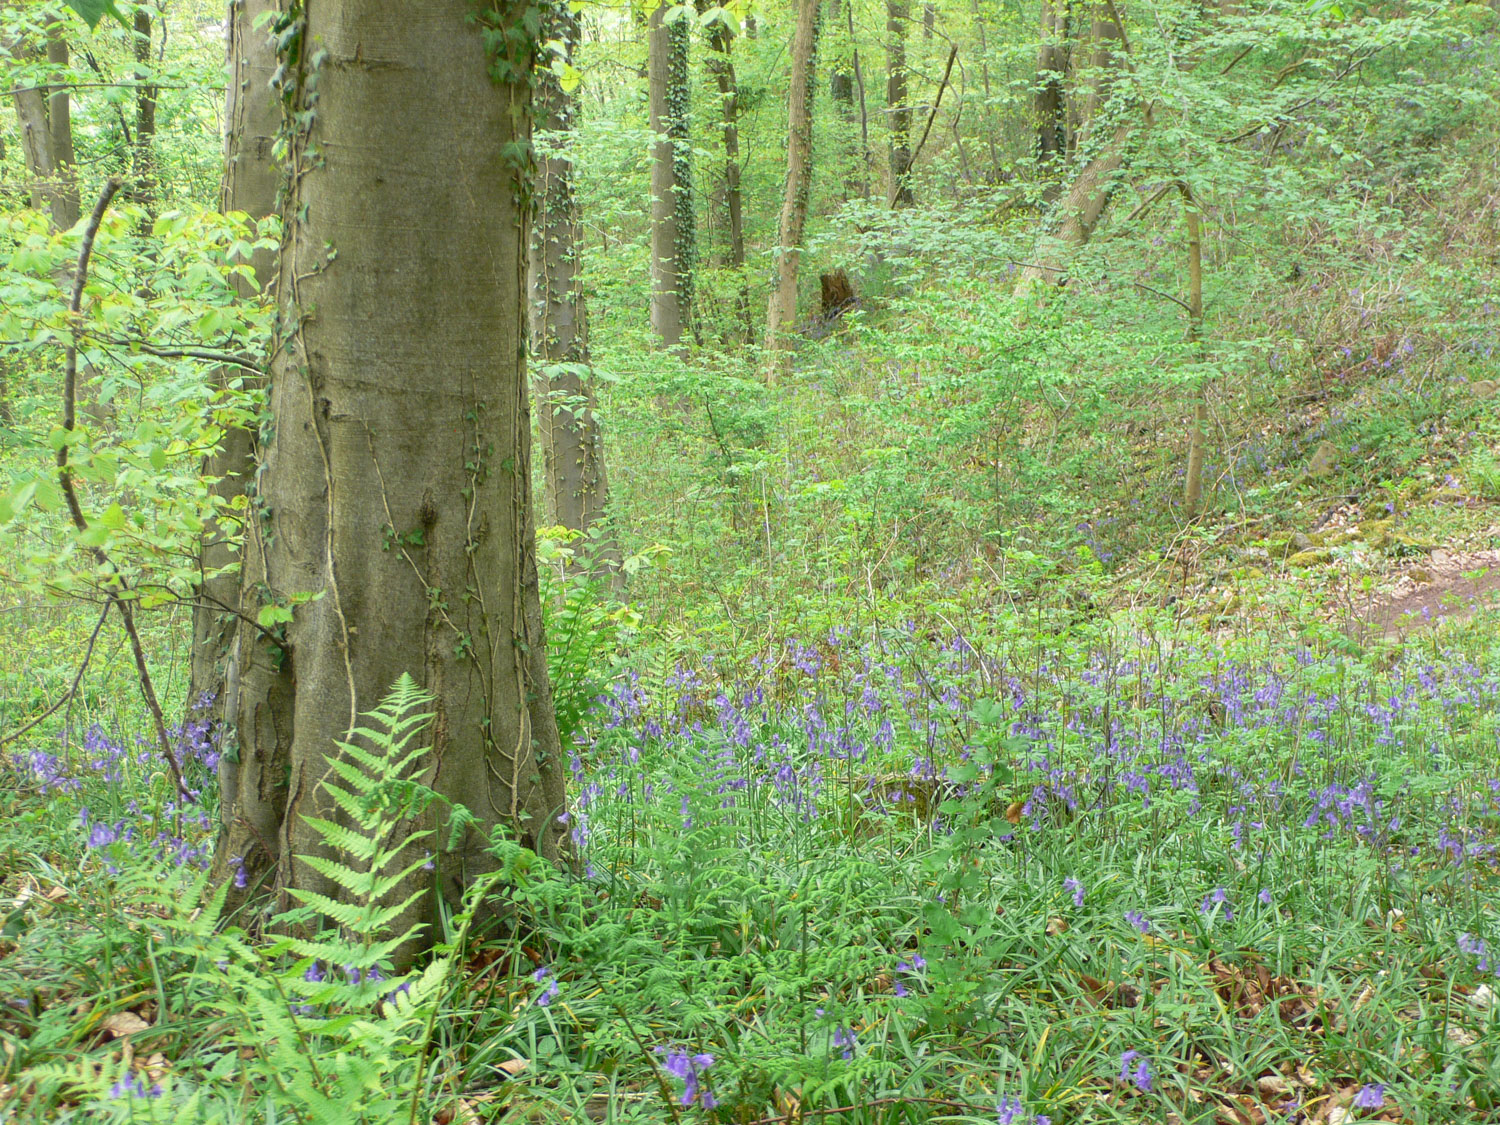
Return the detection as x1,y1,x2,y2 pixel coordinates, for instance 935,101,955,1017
696,0,750,338
219,0,569,942
648,3,694,349
764,0,820,372
1016,0,1130,291
531,3,614,553
886,0,912,206
1035,0,1069,176
1181,185,1208,516
130,8,158,219
8,19,79,230
193,0,281,791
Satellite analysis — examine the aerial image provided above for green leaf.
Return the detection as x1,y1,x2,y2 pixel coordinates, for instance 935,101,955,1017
62,0,129,30
258,604,295,628
99,502,127,530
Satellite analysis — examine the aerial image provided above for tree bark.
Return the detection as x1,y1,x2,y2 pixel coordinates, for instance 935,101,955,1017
217,0,569,944
130,8,158,219
885,0,912,206
1014,122,1128,289
648,3,694,349
828,0,870,200
530,3,614,553
192,0,281,776
1181,184,1207,516
8,17,80,230
696,0,750,337
764,0,819,374
1015,0,1130,291
1035,0,1069,174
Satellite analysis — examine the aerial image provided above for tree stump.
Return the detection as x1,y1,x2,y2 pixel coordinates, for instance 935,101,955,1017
820,269,857,319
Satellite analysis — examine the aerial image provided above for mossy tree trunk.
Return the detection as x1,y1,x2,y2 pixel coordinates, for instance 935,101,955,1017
190,0,280,754
764,0,819,373
7,14,80,230
696,0,750,338
885,0,912,206
530,3,614,553
215,0,569,940
648,2,694,349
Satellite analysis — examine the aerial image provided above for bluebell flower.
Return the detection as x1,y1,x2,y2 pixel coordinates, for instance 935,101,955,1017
655,1048,717,1108
833,1025,857,1059
1120,1050,1152,1092
1125,910,1150,933
1352,1083,1384,1110
534,966,559,1006
1064,877,1084,908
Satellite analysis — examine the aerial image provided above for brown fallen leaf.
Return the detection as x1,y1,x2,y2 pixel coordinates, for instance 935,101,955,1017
101,1012,150,1039
1046,916,1069,936
495,1058,529,1077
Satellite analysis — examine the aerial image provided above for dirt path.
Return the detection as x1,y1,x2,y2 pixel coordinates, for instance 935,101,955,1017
1350,546,1500,639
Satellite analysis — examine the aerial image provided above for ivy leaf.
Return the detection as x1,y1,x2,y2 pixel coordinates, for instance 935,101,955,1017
62,0,130,30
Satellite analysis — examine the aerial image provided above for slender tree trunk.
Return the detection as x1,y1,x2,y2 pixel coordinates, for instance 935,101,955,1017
1180,184,1207,516
43,21,79,230
8,20,79,230
923,2,935,37
765,0,820,374
696,0,750,338
828,0,868,200
886,0,912,206
220,0,568,940
846,0,873,199
530,4,614,554
130,8,158,219
1035,0,1069,175
1014,123,1128,289
192,0,281,783
648,3,694,349
1015,0,1130,291
971,0,1001,182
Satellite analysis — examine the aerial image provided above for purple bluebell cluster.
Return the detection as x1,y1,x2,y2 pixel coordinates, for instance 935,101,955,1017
1119,1050,1152,1093
654,1047,718,1108
564,631,1500,927
996,1095,1049,1125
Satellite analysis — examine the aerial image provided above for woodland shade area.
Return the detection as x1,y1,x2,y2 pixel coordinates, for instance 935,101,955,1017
0,0,1499,1120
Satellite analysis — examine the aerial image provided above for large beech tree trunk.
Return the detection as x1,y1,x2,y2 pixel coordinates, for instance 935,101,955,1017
885,0,912,206
648,3,694,349
764,0,819,371
530,4,613,549
190,0,280,749
216,0,568,935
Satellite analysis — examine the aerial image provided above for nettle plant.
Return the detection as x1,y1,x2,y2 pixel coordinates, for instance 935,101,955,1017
0,201,274,638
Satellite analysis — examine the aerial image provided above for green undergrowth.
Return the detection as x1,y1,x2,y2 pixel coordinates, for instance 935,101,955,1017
3,603,1499,1123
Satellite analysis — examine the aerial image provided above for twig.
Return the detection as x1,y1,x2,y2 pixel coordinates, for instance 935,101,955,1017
1131,280,1192,313
95,338,264,371
0,602,109,747
905,45,957,175
56,176,189,798
613,1004,684,1125
1125,181,1175,223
